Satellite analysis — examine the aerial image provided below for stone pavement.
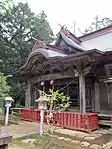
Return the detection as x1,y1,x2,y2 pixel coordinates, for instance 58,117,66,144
0,121,97,139
1,121,41,138
1,121,112,148
0,121,109,140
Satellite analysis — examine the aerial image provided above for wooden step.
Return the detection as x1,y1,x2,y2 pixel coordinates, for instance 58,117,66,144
99,120,112,126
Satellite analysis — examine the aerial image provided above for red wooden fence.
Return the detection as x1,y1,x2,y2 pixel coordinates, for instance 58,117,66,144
20,108,98,133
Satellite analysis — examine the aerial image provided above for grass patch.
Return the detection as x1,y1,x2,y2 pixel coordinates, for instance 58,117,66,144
20,133,40,140
10,139,35,149
14,133,83,149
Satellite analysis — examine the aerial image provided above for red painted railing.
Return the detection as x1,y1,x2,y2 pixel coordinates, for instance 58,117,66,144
20,108,98,133
75,113,98,133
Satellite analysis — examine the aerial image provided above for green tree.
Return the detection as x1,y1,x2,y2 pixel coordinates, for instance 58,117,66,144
84,16,112,34
0,2,54,106
0,0,12,14
0,0,13,64
0,2,54,73
38,88,70,134
0,72,10,100
0,0,11,98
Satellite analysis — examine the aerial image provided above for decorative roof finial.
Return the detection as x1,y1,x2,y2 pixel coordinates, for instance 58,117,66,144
58,24,65,30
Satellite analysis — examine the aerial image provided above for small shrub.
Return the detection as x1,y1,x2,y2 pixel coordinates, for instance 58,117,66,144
15,104,24,108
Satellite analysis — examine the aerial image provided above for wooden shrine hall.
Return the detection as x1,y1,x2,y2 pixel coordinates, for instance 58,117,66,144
14,27,112,125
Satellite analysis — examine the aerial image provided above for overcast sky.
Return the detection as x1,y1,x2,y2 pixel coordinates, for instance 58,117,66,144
16,0,112,36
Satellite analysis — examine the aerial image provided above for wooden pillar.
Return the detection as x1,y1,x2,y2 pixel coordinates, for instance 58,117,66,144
25,83,31,108
31,87,37,108
79,71,86,113
94,81,100,112
34,87,37,101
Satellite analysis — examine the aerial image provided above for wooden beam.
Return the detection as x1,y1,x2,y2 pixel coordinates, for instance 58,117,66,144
55,78,78,85
29,66,92,84
79,71,86,113
29,72,75,84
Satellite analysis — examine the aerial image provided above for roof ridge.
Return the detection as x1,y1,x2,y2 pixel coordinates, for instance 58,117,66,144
79,25,112,40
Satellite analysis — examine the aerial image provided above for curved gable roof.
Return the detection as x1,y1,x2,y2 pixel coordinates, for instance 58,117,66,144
55,27,86,52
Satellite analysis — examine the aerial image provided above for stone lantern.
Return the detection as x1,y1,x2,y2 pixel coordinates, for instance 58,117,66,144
36,96,48,136
4,97,14,126
37,96,48,110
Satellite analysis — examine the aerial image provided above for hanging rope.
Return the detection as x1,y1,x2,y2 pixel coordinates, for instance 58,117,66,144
58,78,76,92
57,69,79,92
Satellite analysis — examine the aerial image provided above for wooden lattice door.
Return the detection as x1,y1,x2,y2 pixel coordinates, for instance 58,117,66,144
85,78,94,112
